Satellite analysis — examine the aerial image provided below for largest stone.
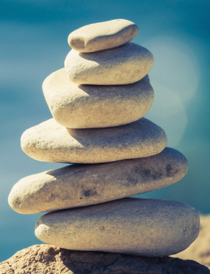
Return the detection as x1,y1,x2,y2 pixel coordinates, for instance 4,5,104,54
35,198,200,257
21,117,167,164
8,148,188,214
64,42,153,85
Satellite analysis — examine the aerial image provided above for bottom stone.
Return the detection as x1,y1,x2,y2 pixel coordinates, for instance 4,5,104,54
35,198,200,257
0,245,209,274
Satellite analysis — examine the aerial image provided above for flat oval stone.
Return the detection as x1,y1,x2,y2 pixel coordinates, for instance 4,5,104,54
43,68,154,128
8,148,188,214
35,198,200,257
21,118,167,164
64,42,154,85
68,19,139,53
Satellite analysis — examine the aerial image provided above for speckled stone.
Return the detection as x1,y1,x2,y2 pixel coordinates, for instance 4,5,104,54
68,19,139,52
35,198,200,257
43,68,154,128
21,118,167,164
64,42,153,85
8,148,188,214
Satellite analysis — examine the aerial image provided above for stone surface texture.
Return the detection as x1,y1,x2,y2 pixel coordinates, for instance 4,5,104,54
173,215,210,269
1,245,209,274
9,148,188,214
0,245,210,274
68,19,139,53
21,117,167,164
64,42,154,85
35,198,200,257
43,69,154,128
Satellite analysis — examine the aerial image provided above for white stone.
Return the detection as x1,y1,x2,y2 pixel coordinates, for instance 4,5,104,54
21,118,167,164
68,19,139,52
43,68,154,128
35,198,200,257
64,42,154,85
8,148,188,214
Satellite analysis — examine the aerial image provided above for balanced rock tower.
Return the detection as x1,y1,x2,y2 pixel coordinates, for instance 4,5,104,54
9,19,200,257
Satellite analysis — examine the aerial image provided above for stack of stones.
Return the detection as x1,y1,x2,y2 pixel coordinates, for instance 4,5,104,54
8,19,200,257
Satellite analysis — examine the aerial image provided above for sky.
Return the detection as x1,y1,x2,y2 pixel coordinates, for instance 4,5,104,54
1,0,210,262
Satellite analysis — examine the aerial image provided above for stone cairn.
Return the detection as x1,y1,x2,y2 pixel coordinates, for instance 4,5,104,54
8,19,200,257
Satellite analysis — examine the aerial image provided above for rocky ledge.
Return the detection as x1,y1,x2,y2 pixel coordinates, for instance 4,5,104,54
0,244,209,274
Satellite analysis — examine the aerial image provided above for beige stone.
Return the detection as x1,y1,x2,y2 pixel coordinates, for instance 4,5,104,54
35,198,200,257
64,42,154,85
68,19,139,53
21,118,167,164
43,68,154,128
8,148,188,214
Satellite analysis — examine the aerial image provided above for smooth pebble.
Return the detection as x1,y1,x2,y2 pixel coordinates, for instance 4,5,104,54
43,68,154,128
35,197,200,257
8,148,188,214
64,42,153,85
68,19,139,52
21,117,167,164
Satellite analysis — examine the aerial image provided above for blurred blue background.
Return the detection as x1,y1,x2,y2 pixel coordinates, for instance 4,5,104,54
1,0,210,262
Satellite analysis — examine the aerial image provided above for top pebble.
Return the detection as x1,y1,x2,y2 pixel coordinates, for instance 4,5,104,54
68,19,139,53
